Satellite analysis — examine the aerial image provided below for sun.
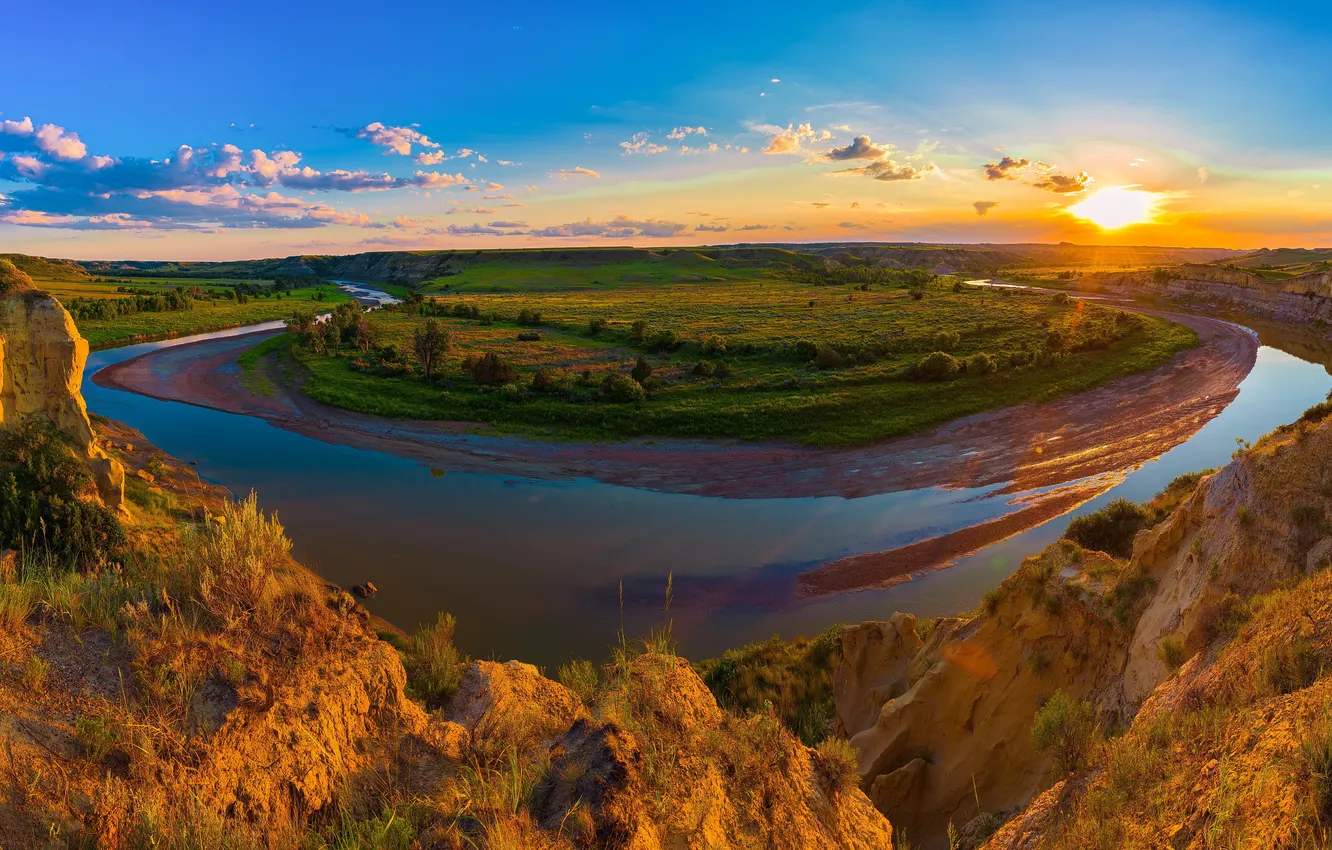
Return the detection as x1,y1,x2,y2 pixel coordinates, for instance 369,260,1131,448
1067,186,1161,230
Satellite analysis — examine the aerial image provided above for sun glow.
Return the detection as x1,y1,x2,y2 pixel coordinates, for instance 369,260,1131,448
1067,186,1161,230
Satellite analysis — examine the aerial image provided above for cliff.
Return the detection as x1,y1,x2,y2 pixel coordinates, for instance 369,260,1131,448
1080,263,1332,325
0,272,123,509
836,396,1332,847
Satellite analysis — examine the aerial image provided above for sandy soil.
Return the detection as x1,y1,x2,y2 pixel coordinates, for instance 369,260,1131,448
92,310,1256,594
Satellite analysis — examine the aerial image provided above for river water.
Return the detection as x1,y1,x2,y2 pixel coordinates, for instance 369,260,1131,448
82,301,1332,667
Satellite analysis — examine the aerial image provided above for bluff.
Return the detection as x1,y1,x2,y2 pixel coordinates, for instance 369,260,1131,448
1080,263,1332,325
0,259,123,509
836,395,1332,847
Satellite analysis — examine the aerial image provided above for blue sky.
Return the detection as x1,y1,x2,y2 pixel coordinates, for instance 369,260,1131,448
3,0,1331,258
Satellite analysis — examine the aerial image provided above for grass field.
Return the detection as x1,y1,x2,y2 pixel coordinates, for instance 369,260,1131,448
30,273,349,349
280,275,1198,446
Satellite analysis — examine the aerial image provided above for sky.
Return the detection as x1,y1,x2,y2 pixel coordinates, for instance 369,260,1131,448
3,0,1332,260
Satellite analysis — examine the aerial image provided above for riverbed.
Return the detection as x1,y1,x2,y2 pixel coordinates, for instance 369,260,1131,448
82,296,1332,666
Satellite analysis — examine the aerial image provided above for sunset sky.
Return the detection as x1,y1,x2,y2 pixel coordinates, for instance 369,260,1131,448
4,0,1330,260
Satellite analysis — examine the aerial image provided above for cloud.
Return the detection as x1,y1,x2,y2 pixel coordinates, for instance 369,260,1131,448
680,143,720,155
548,167,600,179
1197,166,1210,184
0,117,87,160
823,135,890,161
496,159,519,166
695,223,729,232
834,158,936,182
483,193,515,200
349,122,440,156
1033,170,1093,194
415,150,446,165
973,200,999,217
620,133,669,155
486,182,504,190
983,156,1031,180
447,223,511,236
759,122,831,155
665,126,707,140
528,215,687,239
737,223,772,231
838,221,867,229
487,220,527,228
445,206,497,215
810,201,831,208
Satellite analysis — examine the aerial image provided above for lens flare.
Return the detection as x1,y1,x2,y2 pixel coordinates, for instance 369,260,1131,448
1067,186,1161,230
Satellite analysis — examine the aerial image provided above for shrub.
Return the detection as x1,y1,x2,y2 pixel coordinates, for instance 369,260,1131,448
908,288,925,301
516,331,541,342
692,360,715,377
21,655,50,691
712,361,732,379
531,367,560,393
74,715,120,761
1063,498,1151,559
517,308,542,326
933,330,960,351
968,352,997,376
605,374,647,403
1029,650,1052,677
196,492,290,625
1237,505,1255,527
1046,329,1067,352
631,355,653,385
463,352,519,385
915,351,960,382
1157,634,1186,671
1052,291,1071,305
647,330,681,352
629,319,646,343
406,612,463,709
0,421,125,569
1031,690,1097,777
701,335,727,356
793,340,818,360
587,317,608,336
1258,637,1320,696
814,347,846,370
557,659,598,704
813,737,862,798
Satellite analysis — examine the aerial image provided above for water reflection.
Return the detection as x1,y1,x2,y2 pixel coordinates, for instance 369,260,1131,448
84,320,1332,666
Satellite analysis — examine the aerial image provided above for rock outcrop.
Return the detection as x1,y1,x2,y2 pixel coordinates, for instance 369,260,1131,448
0,282,124,509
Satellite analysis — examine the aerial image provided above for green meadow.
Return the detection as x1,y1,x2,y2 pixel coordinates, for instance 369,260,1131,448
280,271,1197,447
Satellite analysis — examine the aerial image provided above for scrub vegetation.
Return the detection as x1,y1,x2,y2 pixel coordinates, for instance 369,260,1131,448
273,263,1197,446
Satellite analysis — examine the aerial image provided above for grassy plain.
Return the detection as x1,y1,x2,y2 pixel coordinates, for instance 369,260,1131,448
284,274,1198,447
32,273,349,349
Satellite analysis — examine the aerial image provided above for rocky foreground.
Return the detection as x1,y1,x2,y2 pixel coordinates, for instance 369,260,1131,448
3,272,1332,848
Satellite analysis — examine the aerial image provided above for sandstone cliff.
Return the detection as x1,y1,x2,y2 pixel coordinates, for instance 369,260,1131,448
1080,263,1332,326
0,273,123,509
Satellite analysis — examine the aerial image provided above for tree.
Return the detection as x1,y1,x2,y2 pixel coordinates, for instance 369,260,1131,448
631,355,653,385
413,319,452,380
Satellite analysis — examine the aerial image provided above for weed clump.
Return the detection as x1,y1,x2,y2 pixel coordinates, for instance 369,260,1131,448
914,351,960,382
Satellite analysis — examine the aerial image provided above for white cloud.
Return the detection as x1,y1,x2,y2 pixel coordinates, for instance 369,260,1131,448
548,167,601,179
351,122,440,156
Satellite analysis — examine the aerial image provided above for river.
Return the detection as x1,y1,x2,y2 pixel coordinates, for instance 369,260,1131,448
81,290,1332,667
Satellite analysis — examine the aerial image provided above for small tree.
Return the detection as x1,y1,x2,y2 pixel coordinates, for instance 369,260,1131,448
630,319,647,345
631,355,653,385
412,319,452,380
1031,690,1097,777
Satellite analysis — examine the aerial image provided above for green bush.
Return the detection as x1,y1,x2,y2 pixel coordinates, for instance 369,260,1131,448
605,374,647,403
557,659,598,704
1063,498,1151,559
813,737,862,798
1031,690,1097,777
692,360,715,377
462,352,519,385
0,421,125,569
1157,634,1186,671
968,352,997,375
587,317,608,336
814,347,846,370
933,330,960,351
406,612,464,709
915,351,960,382
701,335,727,356
516,308,542,326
